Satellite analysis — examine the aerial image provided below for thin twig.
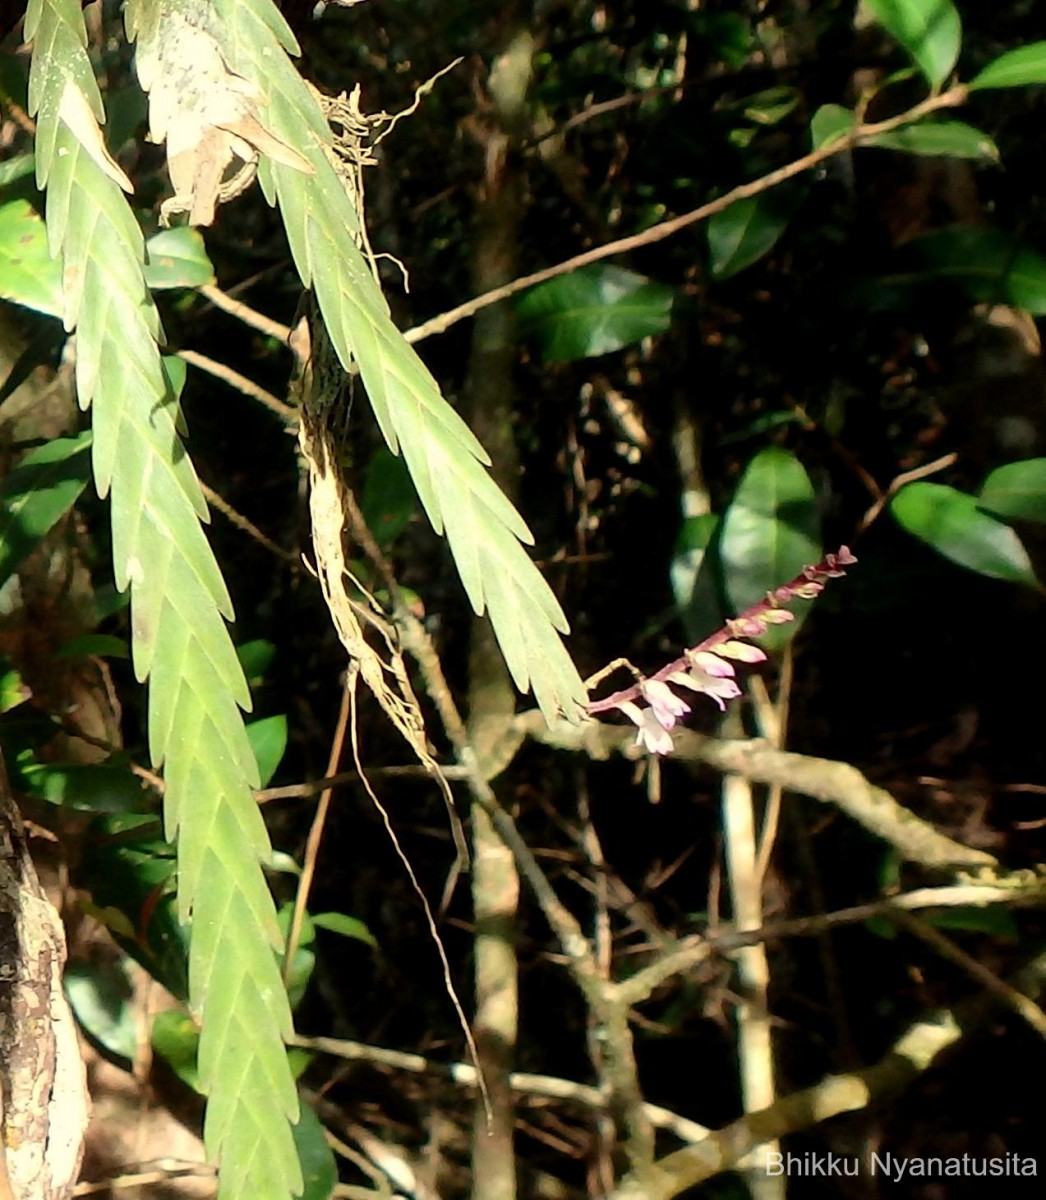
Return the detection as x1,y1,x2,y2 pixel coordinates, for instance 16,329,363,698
199,479,299,565
197,283,294,344
177,348,298,424
405,87,968,346
283,679,352,988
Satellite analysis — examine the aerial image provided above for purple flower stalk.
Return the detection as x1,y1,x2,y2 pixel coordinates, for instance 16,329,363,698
588,547,857,754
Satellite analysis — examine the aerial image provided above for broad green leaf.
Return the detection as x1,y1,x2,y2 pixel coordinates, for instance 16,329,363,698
0,431,92,587
862,120,998,161
291,1104,337,1200
81,814,189,1002
978,458,1046,524
360,446,417,548
970,41,1046,90
905,227,1046,313
707,190,802,280
246,714,288,788
238,638,277,684
671,513,722,645
718,447,820,651
0,198,64,317
865,0,961,87
811,103,855,150
143,226,216,290
152,1009,202,1090
517,264,675,362
23,761,149,812
65,959,138,1066
55,632,130,660
890,482,1037,585
311,911,378,948
214,0,586,725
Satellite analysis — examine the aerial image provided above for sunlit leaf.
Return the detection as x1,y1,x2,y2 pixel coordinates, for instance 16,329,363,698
970,41,1046,90
978,458,1046,523
517,264,675,362
143,225,215,289
862,120,998,161
890,481,1037,586
0,431,92,587
0,197,64,317
718,447,821,651
811,103,855,149
865,0,962,87
246,714,288,788
65,959,137,1066
311,911,378,948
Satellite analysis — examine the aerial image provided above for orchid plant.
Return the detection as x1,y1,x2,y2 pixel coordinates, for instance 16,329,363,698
587,547,857,753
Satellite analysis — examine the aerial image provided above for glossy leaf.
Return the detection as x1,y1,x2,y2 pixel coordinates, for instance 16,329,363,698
55,633,130,660
360,446,417,548
671,513,722,645
978,458,1046,523
904,227,1046,313
865,0,961,87
862,120,998,161
65,959,137,1066
23,761,149,813
0,198,64,317
143,226,216,290
311,911,378,948
237,639,277,685
517,264,675,363
707,190,802,280
970,41,1046,90
246,714,288,788
0,431,92,587
811,103,855,149
292,1104,337,1200
718,447,821,651
890,482,1037,586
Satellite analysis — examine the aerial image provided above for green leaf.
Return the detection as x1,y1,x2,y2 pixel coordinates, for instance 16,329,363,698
970,41,1046,90
65,959,138,1066
56,633,130,660
517,264,675,362
862,120,998,161
0,431,92,587
718,447,821,652
978,458,1046,523
152,1009,201,1091
0,198,64,317
143,226,216,290
905,227,1046,313
810,103,855,150
238,638,277,685
0,665,31,713
671,514,722,645
865,0,962,87
29,6,301,1197
707,189,803,280
923,906,1019,938
360,447,417,548
23,761,149,813
215,0,586,725
311,911,378,948
890,482,1037,585
0,152,37,189
246,714,288,788
291,1104,337,1200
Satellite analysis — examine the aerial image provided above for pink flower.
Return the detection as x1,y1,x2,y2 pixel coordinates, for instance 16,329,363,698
688,650,735,678
716,640,767,664
666,663,742,711
617,700,674,755
639,679,690,729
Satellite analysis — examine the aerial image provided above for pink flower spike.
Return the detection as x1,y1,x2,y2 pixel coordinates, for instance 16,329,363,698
794,581,824,599
640,679,690,728
687,650,735,678
617,701,674,755
717,640,767,663
729,617,767,637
